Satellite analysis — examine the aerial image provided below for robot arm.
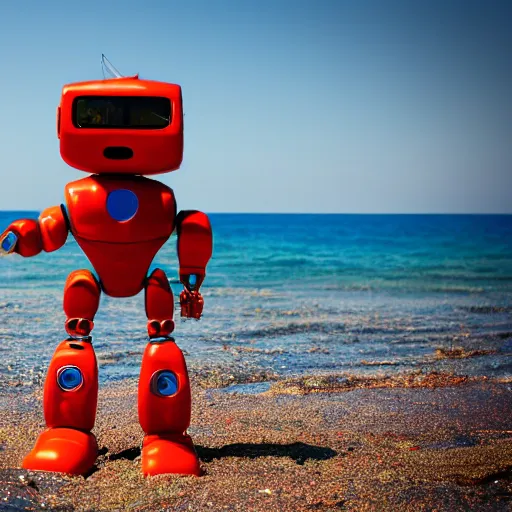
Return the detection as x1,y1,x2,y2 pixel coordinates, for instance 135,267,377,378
0,205,68,257
176,210,213,319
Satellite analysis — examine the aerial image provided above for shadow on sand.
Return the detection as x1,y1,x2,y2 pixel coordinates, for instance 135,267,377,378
95,441,337,469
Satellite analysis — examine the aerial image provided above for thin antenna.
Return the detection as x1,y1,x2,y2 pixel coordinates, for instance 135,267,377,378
101,54,123,79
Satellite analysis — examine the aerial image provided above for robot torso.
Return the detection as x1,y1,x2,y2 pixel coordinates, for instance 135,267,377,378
64,174,176,297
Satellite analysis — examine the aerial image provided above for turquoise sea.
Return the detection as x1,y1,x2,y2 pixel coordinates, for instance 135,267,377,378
1,213,511,386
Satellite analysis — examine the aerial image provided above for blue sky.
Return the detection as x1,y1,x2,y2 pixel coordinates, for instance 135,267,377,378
0,0,510,213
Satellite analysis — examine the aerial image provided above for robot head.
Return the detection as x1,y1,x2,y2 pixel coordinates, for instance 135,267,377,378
58,75,183,175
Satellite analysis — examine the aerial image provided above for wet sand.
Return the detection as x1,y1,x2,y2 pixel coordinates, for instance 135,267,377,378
1,371,511,511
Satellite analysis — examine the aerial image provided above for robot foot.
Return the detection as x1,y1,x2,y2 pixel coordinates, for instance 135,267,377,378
142,433,202,476
22,428,98,476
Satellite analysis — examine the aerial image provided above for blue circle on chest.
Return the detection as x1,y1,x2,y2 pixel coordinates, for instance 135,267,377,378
106,189,139,222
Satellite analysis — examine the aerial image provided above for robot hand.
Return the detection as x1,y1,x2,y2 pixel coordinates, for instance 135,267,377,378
0,231,18,255
0,219,42,257
179,274,204,319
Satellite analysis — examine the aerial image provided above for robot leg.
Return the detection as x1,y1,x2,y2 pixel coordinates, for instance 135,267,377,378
138,268,201,476
22,270,100,475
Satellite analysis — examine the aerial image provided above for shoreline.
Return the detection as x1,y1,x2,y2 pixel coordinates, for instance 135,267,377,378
1,371,511,511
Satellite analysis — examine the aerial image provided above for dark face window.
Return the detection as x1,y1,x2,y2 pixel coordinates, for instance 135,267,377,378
73,96,171,129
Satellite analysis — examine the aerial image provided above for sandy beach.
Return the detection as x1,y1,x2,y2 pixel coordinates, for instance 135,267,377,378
1,212,511,511
1,370,511,511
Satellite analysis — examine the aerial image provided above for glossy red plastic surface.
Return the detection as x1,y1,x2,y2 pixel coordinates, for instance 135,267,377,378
6,71,215,478
145,268,175,337
176,210,213,278
63,270,101,336
138,340,201,476
142,433,202,476
43,339,98,431
39,206,68,252
22,428,98,476
58,77,183,175
79,238,166,297
64,175,176,297
65,175,175,242
138,341,191,435
1,219,42,257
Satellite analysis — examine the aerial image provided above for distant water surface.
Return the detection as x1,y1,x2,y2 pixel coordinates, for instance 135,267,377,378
0,213,511,386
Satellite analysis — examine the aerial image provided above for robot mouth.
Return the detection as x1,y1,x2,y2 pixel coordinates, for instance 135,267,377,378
103,146,134,160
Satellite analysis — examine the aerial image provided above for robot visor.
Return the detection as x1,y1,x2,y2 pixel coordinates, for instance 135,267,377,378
73,96,171,129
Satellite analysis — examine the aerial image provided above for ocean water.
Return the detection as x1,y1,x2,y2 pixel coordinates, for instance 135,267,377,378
1,213,511,386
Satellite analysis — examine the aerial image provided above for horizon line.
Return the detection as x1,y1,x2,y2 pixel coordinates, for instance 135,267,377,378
0,210,511,216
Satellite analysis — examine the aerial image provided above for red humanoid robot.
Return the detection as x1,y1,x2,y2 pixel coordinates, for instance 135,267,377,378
0,60,212,477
